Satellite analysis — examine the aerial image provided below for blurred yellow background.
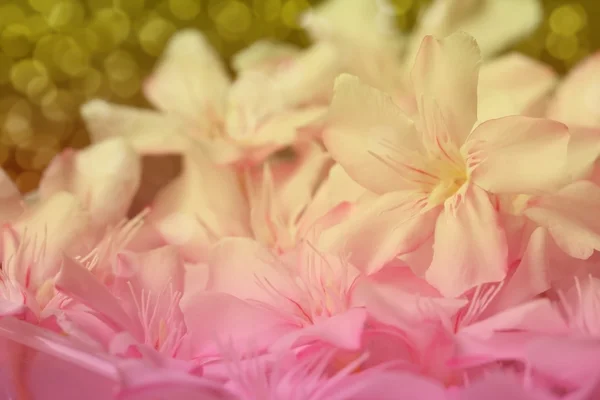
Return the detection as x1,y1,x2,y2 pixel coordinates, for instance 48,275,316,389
0,0,597,193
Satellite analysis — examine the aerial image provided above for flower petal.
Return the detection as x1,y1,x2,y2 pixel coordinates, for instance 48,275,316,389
411,32,480,146
143,29,231,130
464,116,570,194
483,227,551,316
55,257,135,335
231,40,299,74
39,138,141,227
181,292,289,358
206,237,289,304
409,0,542,62
8,191,91,288
323,74,425,194
149,153,251,262
80,100,188,155
270,308,367,351
478,53,558,120
426,184,507,297
301,0,404,92
524,181,600,260
547,52,600,127
320,191,437,276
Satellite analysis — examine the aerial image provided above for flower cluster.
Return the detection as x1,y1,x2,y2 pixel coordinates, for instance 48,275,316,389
2,0,600,399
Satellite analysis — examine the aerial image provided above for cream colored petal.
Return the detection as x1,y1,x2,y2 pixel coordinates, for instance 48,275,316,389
81,100,188,155
324,74,426,195
231,40,300,74
478,53,558,121
143,29,231,131
301,0,404,92
408,0,542,65
39,138,141,228
149,152,251,262
464,116,570,195
411,32,481,146
547,52,600,127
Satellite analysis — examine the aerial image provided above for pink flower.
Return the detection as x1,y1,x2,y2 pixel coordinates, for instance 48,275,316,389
323,32,571,297
0,192,91,319
182,238,367,359
53,246,189,360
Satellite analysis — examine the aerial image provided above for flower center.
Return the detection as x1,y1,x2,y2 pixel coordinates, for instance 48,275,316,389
427,174,467,207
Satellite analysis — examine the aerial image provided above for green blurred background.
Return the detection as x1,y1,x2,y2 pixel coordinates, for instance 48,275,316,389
0,0,597,193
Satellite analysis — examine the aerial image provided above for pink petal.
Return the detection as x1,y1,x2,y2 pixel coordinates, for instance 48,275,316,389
524,181,600,259
564,126,600,183
8,192,91,289
526,337,600,388
298,164,367,237
321,190,437,276
115,359,232,400
426,184,507,297
411,32,480,145
55,257,136,335
352,268,466,333
80,100,188,155
116,246,185,294
547,52,600,127
327,371,448,400
39,138,141,228
483,227,551,316
459,372,557,400
459,299,567,339
206,237,290,303
478,53,558,120
323,73,425,195
181,292,290,358
464,116,570,194
271,308,367,351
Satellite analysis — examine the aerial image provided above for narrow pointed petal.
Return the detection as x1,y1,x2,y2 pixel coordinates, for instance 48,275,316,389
465,116,570,194
426,184,507,297
411,32,481,145
323,74,425,194
55,257,135,334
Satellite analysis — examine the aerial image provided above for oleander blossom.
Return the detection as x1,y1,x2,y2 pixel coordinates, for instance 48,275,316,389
3,0,600,399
